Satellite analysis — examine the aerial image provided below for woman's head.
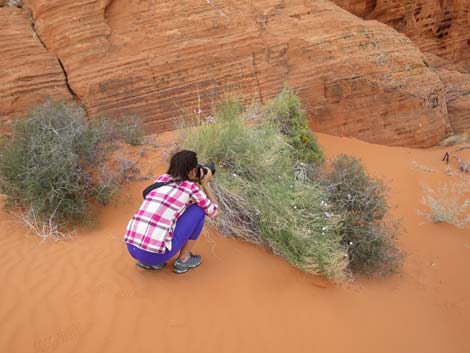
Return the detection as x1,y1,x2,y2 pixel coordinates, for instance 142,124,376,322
167,150,198,180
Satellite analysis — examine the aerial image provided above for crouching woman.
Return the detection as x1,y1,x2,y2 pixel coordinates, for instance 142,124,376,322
123,150,218,274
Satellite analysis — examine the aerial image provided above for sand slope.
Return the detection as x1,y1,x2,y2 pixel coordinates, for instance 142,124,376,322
0,131,469,353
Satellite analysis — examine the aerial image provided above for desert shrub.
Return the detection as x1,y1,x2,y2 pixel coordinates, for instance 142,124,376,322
93,166,121,205
266,87,324,165
183,90,402,280
342,222,401,276
419,181,470,228
0,101,133,231
184,96,347,281
322,155,403,276
4,0,23,7
86,114,145,147
440,133,470,146
324,155,388,222
119,115,145,146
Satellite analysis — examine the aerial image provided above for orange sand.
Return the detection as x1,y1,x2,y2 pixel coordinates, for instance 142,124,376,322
0,131,469,353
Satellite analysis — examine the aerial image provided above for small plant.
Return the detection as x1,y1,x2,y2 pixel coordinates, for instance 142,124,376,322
440,133,470,146
419,181,470,228
4,0,23,7
119,115,145,146
323,155,403,277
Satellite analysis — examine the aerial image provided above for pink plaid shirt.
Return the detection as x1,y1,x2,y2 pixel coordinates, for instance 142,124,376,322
124,174,218,253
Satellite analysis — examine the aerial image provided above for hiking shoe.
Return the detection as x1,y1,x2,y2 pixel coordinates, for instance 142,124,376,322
136,262,167,270
173,253,202,274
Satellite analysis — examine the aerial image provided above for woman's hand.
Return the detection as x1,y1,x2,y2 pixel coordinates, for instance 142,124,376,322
200,168,212,185
199,169,218,212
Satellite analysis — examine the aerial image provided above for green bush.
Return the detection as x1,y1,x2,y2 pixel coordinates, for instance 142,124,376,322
184,96,348,281
0,101,130,228
323,155,403,276
183,90,402,280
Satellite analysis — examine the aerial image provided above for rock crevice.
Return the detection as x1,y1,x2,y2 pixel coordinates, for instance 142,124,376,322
0,6,72,129
27,12,80,104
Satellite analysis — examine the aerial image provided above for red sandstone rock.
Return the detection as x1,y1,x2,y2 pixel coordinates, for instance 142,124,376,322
0,7,72,128
15,0,454,147
332,0,470,68
424,53,470,134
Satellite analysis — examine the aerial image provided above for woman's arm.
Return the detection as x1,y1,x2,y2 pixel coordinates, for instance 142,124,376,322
190,169,219,218
200,170,218,207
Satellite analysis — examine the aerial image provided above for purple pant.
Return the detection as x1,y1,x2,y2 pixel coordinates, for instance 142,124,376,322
127,204,205,265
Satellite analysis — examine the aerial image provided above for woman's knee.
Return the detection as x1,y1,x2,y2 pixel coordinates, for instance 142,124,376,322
187,204,205,220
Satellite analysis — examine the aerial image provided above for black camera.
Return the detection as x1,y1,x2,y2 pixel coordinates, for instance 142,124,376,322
197,162,216,180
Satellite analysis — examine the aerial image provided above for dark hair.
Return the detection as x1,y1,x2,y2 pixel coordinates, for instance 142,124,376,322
167,150,198,180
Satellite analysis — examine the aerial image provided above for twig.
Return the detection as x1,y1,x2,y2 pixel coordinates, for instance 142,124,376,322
412,160,435,173
443,152,470,173
455,145,470,152
17,207,72,241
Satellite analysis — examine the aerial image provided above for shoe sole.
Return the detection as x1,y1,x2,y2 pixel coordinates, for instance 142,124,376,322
136,262,166,270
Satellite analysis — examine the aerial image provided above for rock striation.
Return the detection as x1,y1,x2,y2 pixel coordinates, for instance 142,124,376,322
332,0,470,68
0,6,72,129
424,53,470,134
4,0,456,146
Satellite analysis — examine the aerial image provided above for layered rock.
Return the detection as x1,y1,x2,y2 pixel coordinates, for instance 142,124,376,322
15,0,453,146
332,0,470,68
424,53,470,134
0,7,72,128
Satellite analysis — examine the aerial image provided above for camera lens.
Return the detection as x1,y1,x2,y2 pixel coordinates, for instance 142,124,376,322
206,162,216,175
197,162,215,179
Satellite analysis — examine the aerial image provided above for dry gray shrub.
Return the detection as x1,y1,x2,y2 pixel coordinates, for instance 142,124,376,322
419,179,470,228
322,155,403,277
440,133,470,147
17,206,72,241
119,115,145,146
210,182,260,244
0,101,143,239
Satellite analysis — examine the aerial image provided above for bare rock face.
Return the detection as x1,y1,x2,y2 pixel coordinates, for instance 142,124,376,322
332,0,470,68
424,53,470,134
0,7,72,129
15,0,453,147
